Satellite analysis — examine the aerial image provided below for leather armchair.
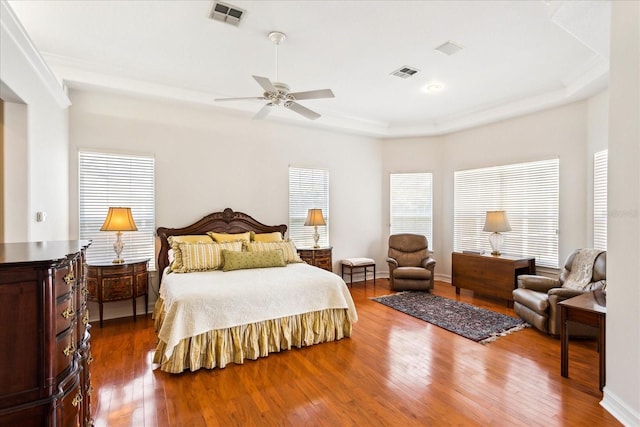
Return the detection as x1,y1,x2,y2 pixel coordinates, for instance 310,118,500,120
512,250,606,336
386,234,436,291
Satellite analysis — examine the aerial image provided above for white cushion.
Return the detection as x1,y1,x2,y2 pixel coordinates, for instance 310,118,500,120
342,257,375,266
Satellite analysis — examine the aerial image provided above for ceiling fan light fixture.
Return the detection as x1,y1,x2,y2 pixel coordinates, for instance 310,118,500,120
214,30,335,120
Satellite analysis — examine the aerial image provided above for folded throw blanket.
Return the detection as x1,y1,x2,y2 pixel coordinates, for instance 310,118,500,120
563,249,604,290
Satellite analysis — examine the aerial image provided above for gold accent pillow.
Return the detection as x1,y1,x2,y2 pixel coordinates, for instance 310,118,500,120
222,249,285,272
252,231,283,243
207,231,251,243
168,235,214,271
175,241,243,273
246,240,303,264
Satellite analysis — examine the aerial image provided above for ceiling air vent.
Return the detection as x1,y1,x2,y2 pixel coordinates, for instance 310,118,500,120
434,40,464,56
209,1,245,26
390,66,420,79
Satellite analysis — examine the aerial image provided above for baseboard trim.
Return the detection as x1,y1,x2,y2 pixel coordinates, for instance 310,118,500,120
601,388,640,426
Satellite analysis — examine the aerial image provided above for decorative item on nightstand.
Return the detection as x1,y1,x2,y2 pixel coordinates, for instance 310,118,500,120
304,208,326,248
483,210,511,256
100,207,138,264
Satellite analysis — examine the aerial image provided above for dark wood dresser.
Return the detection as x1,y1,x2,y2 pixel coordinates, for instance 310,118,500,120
297,247,333,271
0,241,93,426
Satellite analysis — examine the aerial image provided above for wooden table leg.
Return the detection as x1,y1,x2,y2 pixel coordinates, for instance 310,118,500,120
600,315,606,390
561,305,569,378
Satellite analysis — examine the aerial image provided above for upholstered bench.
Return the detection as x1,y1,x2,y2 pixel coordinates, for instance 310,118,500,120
341,258,376,288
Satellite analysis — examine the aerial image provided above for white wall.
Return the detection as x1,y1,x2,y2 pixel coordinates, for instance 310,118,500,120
2,102,28,242
383,100,597,279
0,0,70,242
601,1,640,425
67,89,382,319
586,90,609,247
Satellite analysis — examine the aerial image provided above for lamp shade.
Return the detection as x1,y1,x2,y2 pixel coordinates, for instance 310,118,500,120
100,207,138,232
483,210,511,233
304,209,326,226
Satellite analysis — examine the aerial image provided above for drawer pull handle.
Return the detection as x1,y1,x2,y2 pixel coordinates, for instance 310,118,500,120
61,307,74,319
71,392,83,407
63,343,75,357
64,272,76,286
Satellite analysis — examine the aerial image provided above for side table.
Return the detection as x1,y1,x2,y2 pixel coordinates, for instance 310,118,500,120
559,289,607,390
297,247,333,271
86,258,149,327
452,251,536,307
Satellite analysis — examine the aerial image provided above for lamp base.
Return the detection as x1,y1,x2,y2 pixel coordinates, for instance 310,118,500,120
488,232,504,257
313,225,320,248
112,258,125,264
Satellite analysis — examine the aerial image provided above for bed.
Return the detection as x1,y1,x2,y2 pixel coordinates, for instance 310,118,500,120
152,208,358,373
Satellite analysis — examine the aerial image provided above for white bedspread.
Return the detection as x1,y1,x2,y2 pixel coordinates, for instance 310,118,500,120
158,263,358,358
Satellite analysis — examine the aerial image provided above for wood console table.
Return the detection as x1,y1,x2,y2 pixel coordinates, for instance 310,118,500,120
559,290,606,390
86,258,149,327
451,252,536,307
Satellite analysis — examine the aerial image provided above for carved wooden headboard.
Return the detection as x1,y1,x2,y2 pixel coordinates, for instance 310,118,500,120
156,208,287,282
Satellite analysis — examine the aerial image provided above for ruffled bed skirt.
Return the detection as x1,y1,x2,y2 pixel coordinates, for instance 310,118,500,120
152,298,353,373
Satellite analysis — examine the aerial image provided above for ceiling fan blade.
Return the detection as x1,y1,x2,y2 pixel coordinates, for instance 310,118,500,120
215,96,266,102
253,103,273,120
253,76,277,93
289,89,335,100
286,101,321,120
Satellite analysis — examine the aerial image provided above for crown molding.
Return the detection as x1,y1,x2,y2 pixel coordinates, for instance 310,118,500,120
0,0,70,107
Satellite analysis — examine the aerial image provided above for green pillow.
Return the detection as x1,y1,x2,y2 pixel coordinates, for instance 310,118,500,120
222,249,286,272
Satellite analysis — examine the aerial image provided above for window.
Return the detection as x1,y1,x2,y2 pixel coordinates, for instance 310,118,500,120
390,172,433,246
288,167,329,248
79,151,156,269
454,158,559,268
594,150,608,250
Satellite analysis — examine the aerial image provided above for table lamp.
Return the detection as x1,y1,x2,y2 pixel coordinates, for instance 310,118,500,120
100,207,138,263
483,210,511,256
304,208,326,248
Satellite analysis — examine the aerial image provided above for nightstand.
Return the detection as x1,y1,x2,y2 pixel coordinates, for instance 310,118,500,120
86,258,149,327
297,247,333,271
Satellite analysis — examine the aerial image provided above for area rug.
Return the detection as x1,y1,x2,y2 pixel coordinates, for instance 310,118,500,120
371,292,528,344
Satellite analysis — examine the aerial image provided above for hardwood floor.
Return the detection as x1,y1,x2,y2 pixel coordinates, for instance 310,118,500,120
89,279,620,426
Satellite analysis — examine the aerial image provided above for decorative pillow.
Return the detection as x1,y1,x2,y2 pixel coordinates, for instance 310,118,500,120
246,240,303,264
222,249,285,272
252,231,283,243
175,241,243,273
168,235,214,271
207,231,251,244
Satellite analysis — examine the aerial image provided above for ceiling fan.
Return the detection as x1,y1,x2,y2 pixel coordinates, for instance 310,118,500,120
215,31,335,120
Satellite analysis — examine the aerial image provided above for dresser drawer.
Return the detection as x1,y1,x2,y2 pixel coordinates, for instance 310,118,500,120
54,264,75,299
102,276,133,300
57,373,82,427
55,328,76,378
55,296,75,335
315,257,332,271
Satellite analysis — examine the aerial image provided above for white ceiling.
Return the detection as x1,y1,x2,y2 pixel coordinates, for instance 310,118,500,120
6,0,610,137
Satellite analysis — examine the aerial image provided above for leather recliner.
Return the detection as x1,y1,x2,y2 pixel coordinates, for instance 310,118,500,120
512,249,606,336
386,234,436,291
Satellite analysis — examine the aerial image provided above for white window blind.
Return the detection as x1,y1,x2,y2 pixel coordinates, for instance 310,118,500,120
288,167,329,248
79,151,156,269
594,150,608,250
454,158,559,268
390,173,433,247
